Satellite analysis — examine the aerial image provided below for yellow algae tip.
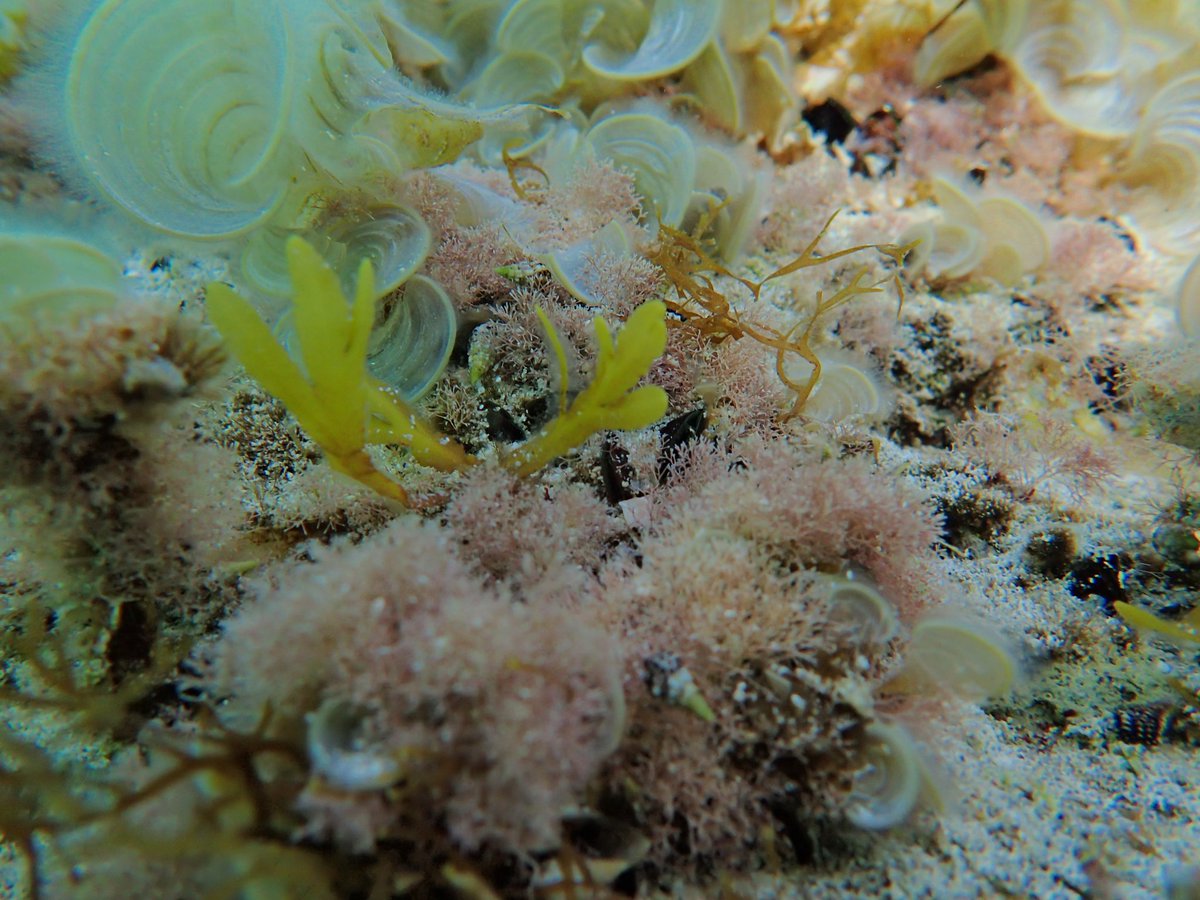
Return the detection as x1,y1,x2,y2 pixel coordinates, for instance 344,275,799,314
1114,601,1200,646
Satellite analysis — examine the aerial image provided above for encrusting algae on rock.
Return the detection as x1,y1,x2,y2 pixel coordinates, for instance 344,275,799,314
2,0,1200,898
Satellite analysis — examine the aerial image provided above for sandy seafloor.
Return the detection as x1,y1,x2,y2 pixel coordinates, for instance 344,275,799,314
2,2,1200,899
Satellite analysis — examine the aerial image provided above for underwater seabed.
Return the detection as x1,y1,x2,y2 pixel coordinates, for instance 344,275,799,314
2,1,1200,898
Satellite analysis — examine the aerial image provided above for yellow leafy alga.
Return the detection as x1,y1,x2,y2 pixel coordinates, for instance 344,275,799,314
205,236,668,503
504,303,669,477
1114,601,1200,646
205,237,472,506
